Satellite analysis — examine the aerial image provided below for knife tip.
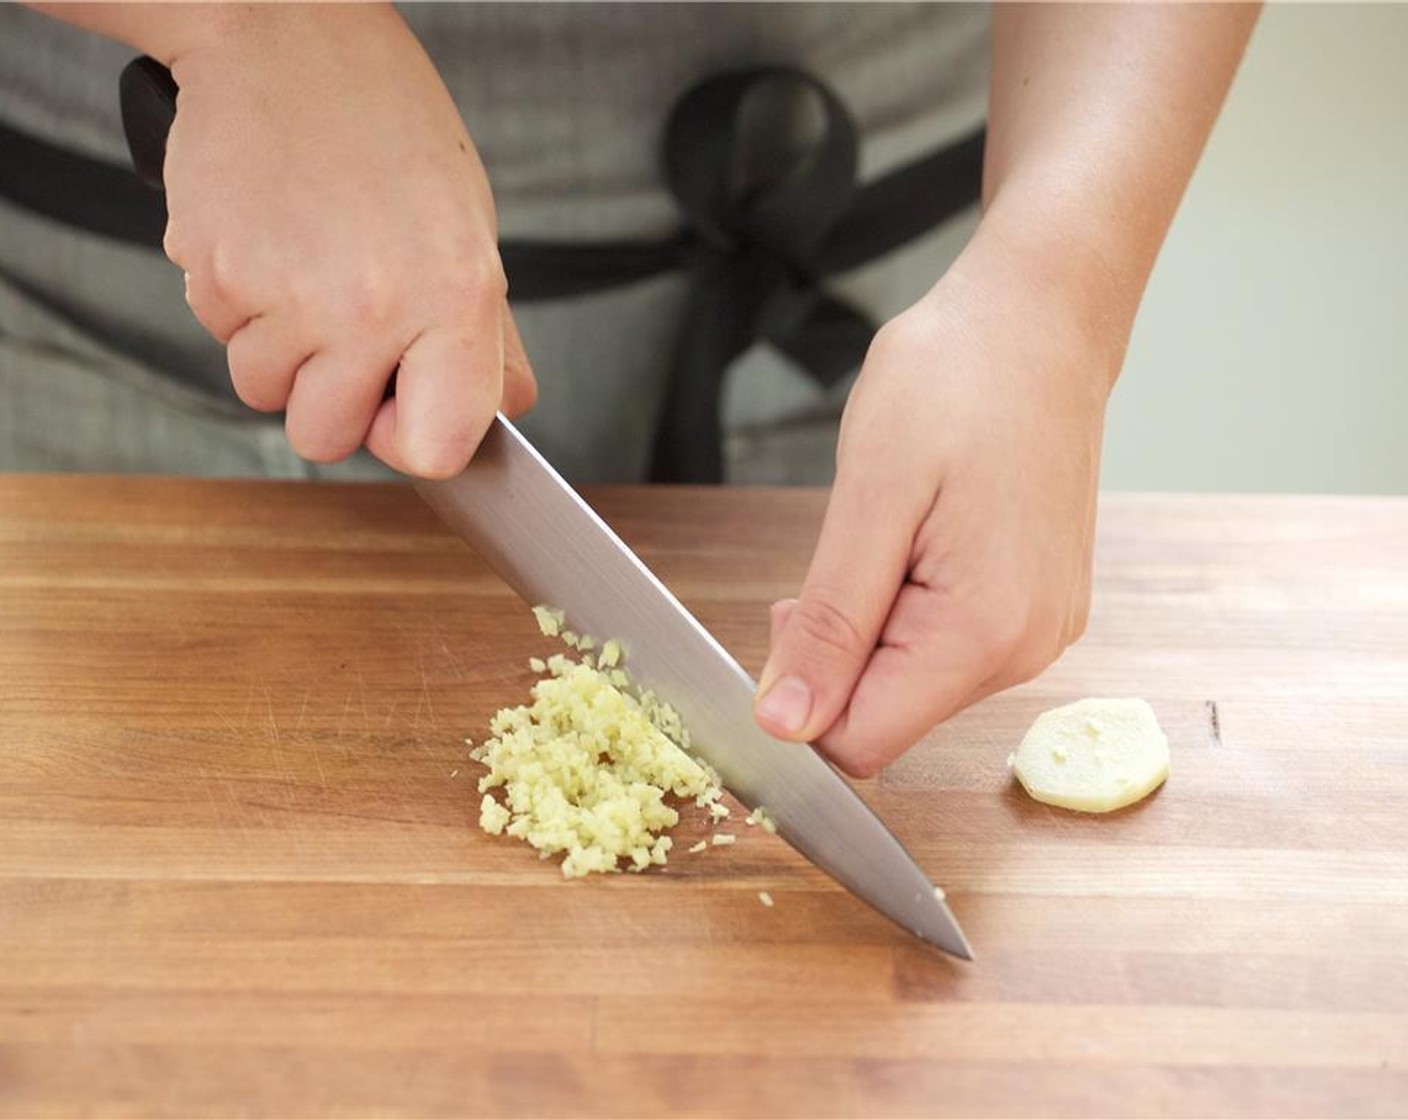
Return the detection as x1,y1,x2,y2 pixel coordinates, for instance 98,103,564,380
924,899,975,962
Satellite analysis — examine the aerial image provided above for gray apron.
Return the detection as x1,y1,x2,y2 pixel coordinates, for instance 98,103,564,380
0,3,988,483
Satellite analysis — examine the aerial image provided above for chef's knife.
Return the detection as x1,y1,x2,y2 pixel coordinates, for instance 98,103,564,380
119,58,972,960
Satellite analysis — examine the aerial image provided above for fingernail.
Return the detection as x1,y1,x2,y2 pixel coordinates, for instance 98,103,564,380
757,675,813,737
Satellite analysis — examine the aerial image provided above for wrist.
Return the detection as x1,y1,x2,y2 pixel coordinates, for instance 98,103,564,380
947,186,1152,397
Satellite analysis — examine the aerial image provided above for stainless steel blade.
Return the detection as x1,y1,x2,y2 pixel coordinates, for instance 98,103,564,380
417,416,972,959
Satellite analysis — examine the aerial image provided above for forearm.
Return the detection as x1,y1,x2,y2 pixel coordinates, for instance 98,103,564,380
24,3,399,66
972,2,1260,371
24,2,240,61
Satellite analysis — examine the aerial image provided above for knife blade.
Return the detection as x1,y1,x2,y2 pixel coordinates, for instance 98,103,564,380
417,416,972,959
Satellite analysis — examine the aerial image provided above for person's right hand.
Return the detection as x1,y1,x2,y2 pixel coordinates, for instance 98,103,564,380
160,4,534,477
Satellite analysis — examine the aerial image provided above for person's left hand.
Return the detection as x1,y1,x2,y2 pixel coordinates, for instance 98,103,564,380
752,228,1120,776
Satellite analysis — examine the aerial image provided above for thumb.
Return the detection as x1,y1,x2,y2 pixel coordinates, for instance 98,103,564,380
754,480,922,744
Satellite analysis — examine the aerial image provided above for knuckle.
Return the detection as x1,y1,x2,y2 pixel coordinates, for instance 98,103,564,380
232,379,279,413
161,223,190,269
504,370,538,417
402,402,490,479
866,319,906,361
342,268,397,328
822,714,900,780
840,748,888,781
284,410,356,465
444,250,508,309
789,593,866,662
206,240,241,301
484,257,510,303
977,607,1029,673
408,437,473,480
866,314,929,366
281,271,316,318
227,365,283,414
992,609,1067,688
226,337,288,413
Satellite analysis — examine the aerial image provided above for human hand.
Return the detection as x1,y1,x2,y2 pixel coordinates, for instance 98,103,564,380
753,227,1119,776
159,4,533,477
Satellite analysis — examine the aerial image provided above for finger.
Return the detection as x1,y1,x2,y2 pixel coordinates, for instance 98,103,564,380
767,599,798,656
364,396,411,475
815,581,999,777
283,342,402,464
389,317,503,479
226,313,314,413
181,269,252,345
499,304,538,419
753,472,932,744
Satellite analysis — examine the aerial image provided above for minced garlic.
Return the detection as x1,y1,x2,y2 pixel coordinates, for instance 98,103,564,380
473,606,724,877
479,793,511,835
758,891,774,907
688,840,708,854
744,806,778,834
711,833,736,846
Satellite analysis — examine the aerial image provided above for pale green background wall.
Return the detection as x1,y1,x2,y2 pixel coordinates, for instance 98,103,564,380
1102,3,1408,495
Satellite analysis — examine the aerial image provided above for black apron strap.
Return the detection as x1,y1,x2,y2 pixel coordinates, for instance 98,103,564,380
0,117,167,247
648,66,984,481
650,66,859,483
818,128,988,274
0,62,984,483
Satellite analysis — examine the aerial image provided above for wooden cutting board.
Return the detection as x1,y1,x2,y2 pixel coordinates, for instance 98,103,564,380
1,475,1405,1118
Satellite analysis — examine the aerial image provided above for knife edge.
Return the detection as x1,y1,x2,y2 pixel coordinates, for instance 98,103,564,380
416,416,972,960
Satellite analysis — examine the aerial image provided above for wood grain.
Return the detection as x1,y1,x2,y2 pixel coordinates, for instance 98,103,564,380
1,475,1405,1119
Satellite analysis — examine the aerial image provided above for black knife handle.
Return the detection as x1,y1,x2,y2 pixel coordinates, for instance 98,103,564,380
119,56,178,189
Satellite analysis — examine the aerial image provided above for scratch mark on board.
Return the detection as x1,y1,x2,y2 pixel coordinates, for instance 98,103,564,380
437,636,468,679
328,692,349,755
265,686,297,809
308,728,328,788
222,779,253,839
266,687,281,752
413,653,438,731
239,677,258,728
356,670,371,723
